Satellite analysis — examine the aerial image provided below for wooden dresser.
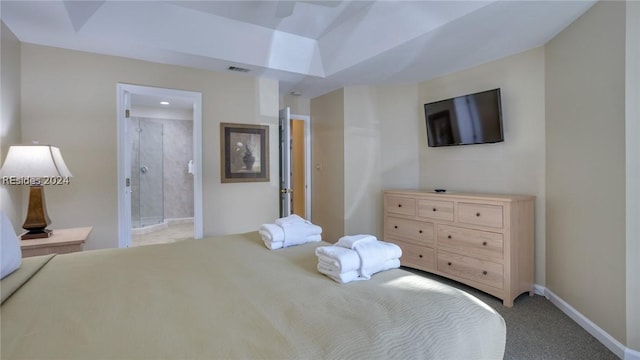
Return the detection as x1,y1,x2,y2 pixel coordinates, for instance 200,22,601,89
383,190,535,307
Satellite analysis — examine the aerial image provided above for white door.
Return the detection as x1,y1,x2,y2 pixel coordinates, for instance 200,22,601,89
279,107,291,217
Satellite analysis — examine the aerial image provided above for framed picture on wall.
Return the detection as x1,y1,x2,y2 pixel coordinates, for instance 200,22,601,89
220,123,269,183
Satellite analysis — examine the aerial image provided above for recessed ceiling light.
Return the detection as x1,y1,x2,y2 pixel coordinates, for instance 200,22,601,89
160,101,170,105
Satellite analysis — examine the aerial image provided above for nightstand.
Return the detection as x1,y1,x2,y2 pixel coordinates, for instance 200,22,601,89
20,227,92,258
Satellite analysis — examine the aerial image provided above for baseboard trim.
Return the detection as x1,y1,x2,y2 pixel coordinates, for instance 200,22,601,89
537,285,636,359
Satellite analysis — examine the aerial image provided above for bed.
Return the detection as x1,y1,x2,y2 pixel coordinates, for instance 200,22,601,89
1,232,505,359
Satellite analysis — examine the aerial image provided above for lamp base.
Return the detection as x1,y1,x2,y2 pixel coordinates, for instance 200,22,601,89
21,229,52,240
21,185,53,240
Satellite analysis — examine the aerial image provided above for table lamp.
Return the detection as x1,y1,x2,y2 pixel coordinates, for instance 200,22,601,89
0,145,73,239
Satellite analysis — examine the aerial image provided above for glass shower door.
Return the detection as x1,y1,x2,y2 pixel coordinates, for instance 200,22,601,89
131,118,164,228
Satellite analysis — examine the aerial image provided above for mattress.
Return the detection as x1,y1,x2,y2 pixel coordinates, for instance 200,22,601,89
1,232,505,359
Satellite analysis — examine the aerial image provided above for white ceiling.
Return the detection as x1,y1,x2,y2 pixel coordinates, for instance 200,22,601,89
1,0,597,99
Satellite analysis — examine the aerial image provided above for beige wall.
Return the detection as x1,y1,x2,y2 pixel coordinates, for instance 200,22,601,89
343,86,382,236
310,89,345,242
378,84,421,190
418,47,547,284
280,94,310,116
546,0,627,345
626,1,640,352
0,21,23,230
343,84,421,237
310,84,420,241
20,44,280,250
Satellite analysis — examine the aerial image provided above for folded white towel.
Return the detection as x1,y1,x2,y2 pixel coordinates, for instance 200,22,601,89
262,234,322,250
317,262,363,284
274,214,307,226
316,238,402,283
263,239,283,250
336,234,377,249
315,246,361,272
259,219,322,249
316,254,344,272
353,240,402,279
281,222,322,247
259,223,284,243
317,259,401,284
318,258,401,278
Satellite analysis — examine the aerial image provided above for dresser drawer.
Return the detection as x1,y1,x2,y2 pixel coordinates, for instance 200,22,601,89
437,225,503,261
393,240,435,272
385,216,434,246
437,251,504,289
385,196,416,216
458,203,504,228
417,199,454,222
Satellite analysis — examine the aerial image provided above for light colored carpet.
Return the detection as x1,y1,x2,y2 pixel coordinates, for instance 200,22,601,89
131,223,194,247
404,268,619,360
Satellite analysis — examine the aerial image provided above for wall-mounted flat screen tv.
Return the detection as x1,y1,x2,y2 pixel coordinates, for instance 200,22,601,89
424,88,503,147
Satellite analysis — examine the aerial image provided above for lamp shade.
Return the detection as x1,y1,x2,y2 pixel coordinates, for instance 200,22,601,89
0,145,72,178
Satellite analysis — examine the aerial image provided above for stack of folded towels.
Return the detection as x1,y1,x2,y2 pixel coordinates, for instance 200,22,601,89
315,234,402,284
259,214,322,250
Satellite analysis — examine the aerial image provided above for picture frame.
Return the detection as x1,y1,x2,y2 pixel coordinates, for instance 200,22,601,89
220,123,269,183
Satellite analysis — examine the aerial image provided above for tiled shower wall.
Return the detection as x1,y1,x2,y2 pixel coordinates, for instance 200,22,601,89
160,117,194,219
130,116,194,222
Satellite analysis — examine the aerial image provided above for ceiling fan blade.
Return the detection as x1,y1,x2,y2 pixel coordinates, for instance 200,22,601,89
275,1,296,18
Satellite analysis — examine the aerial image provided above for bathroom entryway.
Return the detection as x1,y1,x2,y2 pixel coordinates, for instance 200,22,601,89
128,96,195,244
117,84,203,248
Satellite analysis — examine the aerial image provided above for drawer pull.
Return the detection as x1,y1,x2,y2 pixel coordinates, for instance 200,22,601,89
476,212,481,217
394,225,398,229
482,271,488,275
482,241,487,246
432,208,437,212
447,262,452,266
447,235,452,239
418,254,423,258
398,204,402,207
418,230,423,234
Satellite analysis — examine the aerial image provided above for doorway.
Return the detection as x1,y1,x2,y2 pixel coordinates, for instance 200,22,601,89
279,108,311,220
117,84,203,248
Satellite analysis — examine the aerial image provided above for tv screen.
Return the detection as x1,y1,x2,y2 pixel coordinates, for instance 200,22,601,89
424,88,503,147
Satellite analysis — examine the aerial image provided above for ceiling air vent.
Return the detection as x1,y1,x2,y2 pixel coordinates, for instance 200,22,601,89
228,66,250,73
